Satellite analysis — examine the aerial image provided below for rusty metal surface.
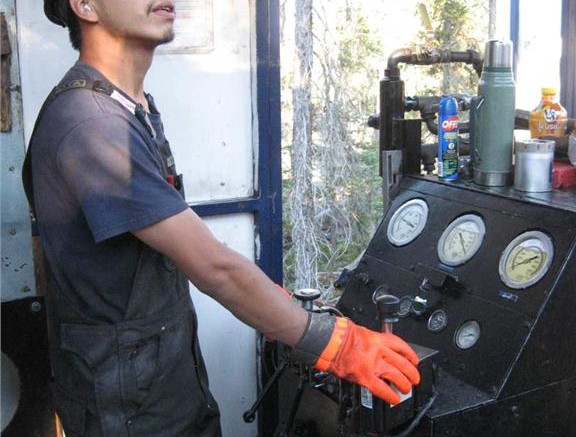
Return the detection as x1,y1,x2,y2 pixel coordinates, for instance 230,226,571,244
1,12,12,132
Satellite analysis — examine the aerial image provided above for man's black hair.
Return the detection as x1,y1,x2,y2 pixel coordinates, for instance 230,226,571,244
44,0,82,50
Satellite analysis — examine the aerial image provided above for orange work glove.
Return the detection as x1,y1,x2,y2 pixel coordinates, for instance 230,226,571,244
293,313,420,405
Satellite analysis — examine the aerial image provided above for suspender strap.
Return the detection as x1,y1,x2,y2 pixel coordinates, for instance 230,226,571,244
22,79,154,218
22,79,114,217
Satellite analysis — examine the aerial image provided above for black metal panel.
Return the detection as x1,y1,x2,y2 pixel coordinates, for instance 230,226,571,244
400,118,423,175
339,254,532,396
502,244,576,397
430,377,576,437
276,174,576,436
1,297,55,436
347,177,576,319
335,175,576,434
378,77,405,177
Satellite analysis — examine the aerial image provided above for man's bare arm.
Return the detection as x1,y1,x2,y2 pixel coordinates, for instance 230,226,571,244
133,208,309,345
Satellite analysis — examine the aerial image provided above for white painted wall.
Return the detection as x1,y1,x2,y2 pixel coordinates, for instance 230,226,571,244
16,1,259,435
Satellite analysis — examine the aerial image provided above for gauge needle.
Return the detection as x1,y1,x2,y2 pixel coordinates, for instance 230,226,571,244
401,218,416,228
512,255,539,270
458,232,466,252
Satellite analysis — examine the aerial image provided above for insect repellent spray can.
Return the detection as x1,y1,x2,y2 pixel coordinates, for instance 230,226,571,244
438,96,459,180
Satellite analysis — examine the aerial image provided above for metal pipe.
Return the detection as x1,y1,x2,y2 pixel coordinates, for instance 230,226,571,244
386,46,483,78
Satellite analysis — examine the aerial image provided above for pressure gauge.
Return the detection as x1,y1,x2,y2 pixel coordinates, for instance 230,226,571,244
454,320,481,350
499,231,554,289
386,199,429,246
398,296,413,317
427,309,448,332
437,214,486,266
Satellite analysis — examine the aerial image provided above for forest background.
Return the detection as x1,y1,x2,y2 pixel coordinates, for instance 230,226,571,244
280,0,497,300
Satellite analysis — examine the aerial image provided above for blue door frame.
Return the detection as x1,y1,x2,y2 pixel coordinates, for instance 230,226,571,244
192,0,283,285
192,5,283,434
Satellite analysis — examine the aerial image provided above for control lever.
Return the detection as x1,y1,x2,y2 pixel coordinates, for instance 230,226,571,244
293,288,322,311
372,287,401,436
243,361,287,423
375,290,401,334
242,288,322,427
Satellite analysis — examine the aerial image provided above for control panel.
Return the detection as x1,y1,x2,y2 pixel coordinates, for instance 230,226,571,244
338,176,576,403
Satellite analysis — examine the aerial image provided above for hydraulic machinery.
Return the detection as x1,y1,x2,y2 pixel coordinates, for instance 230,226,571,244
265,44,576,437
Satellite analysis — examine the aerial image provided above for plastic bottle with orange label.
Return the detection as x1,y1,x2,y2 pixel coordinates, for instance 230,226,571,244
529,87,567,138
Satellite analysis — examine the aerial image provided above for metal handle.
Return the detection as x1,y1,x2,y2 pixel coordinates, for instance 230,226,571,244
373,289,400,334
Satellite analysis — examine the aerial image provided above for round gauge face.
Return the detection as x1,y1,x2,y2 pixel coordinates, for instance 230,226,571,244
499,231,554,289
454,320,481,350
438,214,486,266
398,296,413,317
427,310,448,332
386,199,429,246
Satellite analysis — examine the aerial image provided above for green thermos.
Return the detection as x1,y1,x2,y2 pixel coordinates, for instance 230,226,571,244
470,40,516,186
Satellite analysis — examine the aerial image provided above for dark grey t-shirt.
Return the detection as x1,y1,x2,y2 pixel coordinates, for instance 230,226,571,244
30,62,189,323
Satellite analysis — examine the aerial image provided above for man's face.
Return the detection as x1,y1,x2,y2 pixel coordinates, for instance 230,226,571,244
91,0,176,48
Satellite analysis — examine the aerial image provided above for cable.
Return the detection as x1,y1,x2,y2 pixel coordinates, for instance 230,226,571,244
392,388,438,437
392,361,439,436
314,306,344,317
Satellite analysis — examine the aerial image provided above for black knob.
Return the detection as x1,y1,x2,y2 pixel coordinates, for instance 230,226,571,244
373,289,400,323
243,411,256,423
356,272,370,285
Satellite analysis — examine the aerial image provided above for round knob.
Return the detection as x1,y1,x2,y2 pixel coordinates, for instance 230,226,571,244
294,288,322,302
373,287,400,323
356,272,370,285
294,289,322,311
243,411,256,423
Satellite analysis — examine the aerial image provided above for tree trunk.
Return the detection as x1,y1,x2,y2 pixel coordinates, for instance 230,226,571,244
442,18,453,94
291,0,317,289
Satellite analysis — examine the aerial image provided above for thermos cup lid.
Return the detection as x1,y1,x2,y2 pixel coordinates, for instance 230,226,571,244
516,139,555,153
483,40,513,68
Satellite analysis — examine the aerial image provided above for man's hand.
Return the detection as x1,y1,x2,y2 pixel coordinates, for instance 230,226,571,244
294,314,420,405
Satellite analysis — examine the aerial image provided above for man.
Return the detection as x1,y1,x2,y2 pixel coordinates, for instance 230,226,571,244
23,0,420,435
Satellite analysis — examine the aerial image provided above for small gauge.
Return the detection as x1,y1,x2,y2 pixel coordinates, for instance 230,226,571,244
499,231,554,289
427,310,448,332
454,320,481,350
398,296,413,317
387,199,429,246
437,214,486,266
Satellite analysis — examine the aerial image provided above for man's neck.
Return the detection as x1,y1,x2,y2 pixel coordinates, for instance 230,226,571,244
79,38,154,109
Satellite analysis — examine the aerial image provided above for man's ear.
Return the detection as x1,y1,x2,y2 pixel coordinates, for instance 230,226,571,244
69,0,98,23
